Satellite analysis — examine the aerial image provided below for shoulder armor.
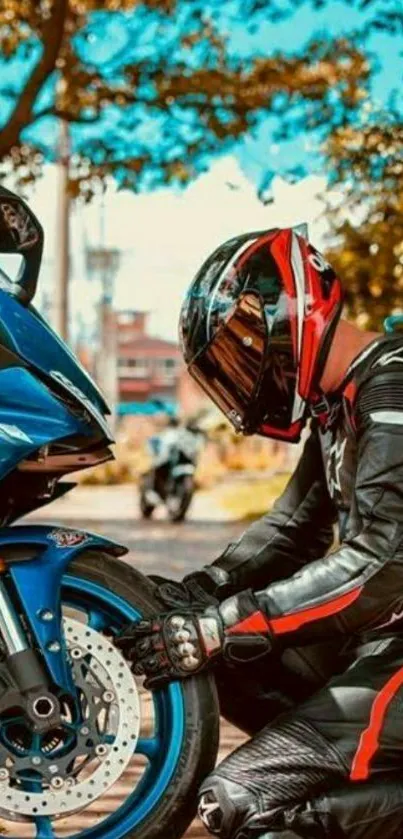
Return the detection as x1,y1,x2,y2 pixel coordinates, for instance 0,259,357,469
343,337,403,432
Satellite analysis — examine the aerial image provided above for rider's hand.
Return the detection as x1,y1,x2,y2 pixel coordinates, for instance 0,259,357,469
115,591,273,689
149,565,231,609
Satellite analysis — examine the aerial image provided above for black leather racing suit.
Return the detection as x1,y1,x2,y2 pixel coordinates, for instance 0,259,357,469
198,336,403,839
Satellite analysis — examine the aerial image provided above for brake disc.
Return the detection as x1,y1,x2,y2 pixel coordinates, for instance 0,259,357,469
0,617,141,819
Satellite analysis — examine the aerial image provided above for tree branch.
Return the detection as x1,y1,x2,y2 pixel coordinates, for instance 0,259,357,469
0,0,68,159
33,106,101,124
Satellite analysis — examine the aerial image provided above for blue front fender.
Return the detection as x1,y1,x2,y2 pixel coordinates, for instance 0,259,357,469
0,525,127,693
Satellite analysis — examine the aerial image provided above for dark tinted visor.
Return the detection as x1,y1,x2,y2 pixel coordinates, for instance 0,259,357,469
190,291,298,435
189,293,267,429
257,327,297,432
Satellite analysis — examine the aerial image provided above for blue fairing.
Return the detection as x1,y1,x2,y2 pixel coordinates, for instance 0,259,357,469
0,366,94,481
0,524,126,693
0,288,108,414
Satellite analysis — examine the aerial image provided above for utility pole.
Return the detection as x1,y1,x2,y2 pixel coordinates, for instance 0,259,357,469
98,271,119,432
86,198,120,430
54,118,70,342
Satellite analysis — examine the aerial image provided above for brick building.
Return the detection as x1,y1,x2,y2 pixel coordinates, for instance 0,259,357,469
116,311,184,411
78,309,208,418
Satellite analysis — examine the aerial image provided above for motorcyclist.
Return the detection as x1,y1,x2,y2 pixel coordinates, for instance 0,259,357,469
143,415,181,503
117,227,403,839
143,415,198,495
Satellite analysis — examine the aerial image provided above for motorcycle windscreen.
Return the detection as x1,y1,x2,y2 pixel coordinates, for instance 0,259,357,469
189,291,298,435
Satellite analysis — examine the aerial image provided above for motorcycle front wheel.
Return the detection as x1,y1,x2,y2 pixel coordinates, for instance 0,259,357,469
139,476,156,519
0,552,219,839
167,476,194,523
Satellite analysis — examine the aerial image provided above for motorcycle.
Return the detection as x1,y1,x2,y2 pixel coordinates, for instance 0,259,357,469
139,427,202,522
0,186,219,839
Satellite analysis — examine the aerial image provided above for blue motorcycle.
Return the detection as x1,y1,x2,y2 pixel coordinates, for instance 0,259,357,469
0,187,219,839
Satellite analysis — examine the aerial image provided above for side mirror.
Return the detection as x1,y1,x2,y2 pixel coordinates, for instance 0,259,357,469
0,186,44,304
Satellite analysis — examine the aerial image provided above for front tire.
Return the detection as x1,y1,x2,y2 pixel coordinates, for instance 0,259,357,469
139,494,155,518
167,476,194,523
65,552,219,839
139,476,156,519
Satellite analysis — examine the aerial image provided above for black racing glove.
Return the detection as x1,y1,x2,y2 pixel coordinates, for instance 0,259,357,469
149,565,231,609
115,590,273,690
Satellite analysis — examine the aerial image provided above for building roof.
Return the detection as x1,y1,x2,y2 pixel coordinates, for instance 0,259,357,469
119,378,178,396
118,336,182,357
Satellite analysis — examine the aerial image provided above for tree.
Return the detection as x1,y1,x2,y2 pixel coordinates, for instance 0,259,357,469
326,119,402,205
324,116,403,329
0,0,382,198
321,24,402,329
326,197,403,330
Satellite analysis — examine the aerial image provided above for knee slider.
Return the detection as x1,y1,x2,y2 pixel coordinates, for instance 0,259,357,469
198,773,257,838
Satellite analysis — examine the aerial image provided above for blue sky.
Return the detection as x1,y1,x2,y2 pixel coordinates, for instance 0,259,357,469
70,0,402,186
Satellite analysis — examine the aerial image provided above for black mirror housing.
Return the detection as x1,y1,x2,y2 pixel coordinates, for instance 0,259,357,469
0,186,44,304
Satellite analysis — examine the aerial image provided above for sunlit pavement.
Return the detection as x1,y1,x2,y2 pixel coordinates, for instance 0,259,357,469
25,485,247,838
29,482,239,522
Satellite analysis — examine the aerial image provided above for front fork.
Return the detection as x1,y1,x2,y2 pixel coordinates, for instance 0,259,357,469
0,572,61,730
0,523,126,695
0,572,27,655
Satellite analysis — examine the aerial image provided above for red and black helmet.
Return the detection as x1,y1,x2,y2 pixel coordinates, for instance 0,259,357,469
179,227,343,443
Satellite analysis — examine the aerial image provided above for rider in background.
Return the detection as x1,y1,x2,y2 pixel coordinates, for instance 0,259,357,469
118,227,403,839
146,416,181,501
144,415,203,506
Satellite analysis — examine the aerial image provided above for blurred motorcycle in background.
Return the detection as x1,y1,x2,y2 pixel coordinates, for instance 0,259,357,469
139,418,204,522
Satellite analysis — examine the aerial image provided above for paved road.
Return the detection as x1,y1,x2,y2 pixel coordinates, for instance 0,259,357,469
77,516,242,578
7,497,247,839
28,482,245,579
